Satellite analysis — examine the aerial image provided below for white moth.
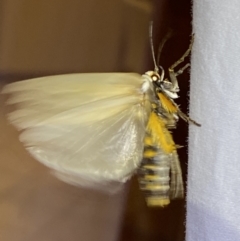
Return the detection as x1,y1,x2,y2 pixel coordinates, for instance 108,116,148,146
2,28,199,206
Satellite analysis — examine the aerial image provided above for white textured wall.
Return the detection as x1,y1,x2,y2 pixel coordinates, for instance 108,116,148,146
187,1,240,240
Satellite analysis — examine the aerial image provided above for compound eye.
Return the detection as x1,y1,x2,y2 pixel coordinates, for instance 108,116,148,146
162,81,172,89
151,74,160,82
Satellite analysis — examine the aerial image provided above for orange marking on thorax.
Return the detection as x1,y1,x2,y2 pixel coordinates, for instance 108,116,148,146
158,93,178,113
146,112,176,154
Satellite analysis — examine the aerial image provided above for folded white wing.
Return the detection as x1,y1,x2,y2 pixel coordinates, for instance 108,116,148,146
3,73,150,190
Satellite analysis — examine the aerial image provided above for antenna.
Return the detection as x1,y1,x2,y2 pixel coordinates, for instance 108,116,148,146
149,22,159,72
157,29,173,66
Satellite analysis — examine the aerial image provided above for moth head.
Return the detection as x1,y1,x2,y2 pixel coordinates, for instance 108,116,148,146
145,71,161,83
145,69,179,99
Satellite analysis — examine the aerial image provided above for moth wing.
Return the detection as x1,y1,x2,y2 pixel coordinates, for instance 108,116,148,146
3,73,150,191
155,120,184,200
169,151,184,199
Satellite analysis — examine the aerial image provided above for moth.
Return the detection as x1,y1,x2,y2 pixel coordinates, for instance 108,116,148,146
2,27,199,207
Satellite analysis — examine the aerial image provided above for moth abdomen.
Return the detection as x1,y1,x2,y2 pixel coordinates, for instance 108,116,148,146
138,147,172,207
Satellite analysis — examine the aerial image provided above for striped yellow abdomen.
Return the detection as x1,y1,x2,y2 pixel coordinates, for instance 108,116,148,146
138,111,184,207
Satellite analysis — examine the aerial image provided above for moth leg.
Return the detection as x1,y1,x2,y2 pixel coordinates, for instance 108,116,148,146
168,35,194,85
177,109,201,127
175,63,190,77
163,64,190,84
170,34,194,70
